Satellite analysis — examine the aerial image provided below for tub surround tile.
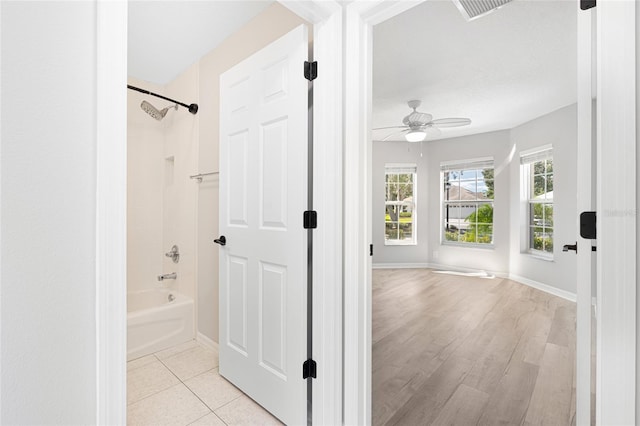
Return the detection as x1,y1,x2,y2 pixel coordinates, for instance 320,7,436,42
214,395,283,426
162,345,219,381
127,354,158,372
188,412,227,426
155,339,200,360
127,360,181,405
127,383,211,426
185,369,243,411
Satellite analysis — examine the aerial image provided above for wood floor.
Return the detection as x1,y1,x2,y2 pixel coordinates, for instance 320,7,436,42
372,268,576,426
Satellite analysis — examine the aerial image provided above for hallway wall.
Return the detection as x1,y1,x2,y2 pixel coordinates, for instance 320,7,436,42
1,2,98,423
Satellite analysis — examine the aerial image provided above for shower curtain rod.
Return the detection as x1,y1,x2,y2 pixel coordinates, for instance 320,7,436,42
127,84,198,115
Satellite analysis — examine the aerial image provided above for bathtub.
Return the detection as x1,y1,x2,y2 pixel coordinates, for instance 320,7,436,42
127,288,194,361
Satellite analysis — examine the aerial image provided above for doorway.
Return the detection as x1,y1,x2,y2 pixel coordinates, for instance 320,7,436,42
342,0,636,425
370,1,581,423
98,1,343,424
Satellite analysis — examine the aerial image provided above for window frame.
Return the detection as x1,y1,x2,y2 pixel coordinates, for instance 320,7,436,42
441,158,495,248
384,164,417,246
521,147,554,258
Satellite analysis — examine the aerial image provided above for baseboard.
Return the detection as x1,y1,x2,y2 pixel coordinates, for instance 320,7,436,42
508,273,576,302
196,332,219,351
372,262,432,269
372,262,578,303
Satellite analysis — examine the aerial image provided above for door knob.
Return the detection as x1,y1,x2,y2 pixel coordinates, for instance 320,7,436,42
562,242,577,253
214,236,226,246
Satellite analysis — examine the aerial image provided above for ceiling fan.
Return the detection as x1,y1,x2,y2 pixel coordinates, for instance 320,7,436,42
374,100,471,142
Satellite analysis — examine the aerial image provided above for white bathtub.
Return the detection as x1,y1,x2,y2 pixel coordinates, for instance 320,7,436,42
127,289,194,361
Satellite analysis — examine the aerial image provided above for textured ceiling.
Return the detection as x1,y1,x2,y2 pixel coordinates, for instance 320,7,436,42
373,0,577,141
128,1,273,85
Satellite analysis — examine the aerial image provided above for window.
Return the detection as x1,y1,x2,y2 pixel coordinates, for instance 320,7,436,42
521,147,553,255
385,164,416,245
442,158,494,245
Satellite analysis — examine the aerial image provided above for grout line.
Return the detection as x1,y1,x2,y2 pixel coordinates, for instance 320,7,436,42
212,393,245,412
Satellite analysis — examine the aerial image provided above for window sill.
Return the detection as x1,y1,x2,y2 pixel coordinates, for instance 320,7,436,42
441,242,494,250
524,251,554,262
385,241,417,246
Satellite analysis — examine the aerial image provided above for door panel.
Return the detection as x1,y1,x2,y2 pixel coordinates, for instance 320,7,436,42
219,24,309,425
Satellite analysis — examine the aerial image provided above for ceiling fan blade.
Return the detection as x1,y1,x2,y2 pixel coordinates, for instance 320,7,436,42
430,118,472,128
381,129,410,141
373,125,409,131
424,126,442,137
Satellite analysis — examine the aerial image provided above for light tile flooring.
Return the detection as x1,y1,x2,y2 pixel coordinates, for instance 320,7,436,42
127,340,282,426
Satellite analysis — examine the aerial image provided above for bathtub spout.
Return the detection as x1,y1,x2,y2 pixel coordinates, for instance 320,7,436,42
157,272,177,281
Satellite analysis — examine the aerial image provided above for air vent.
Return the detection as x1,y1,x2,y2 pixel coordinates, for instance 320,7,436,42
452,0,513,21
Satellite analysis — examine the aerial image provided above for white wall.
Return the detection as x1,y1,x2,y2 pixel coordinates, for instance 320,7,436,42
372,105,578,295
1,2,97,423
509,104,577,294
195,3,308,343
372,142,429,264
163,64,199,302
127,77,164,293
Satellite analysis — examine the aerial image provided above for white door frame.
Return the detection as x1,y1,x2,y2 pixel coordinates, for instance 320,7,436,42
595,1,636,424
95,1,343,425
575,5,594,425
342,1,637,425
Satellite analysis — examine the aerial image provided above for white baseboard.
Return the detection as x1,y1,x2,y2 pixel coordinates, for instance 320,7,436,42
196,332,219,352
508,273,576,302
372,262,577,303
372,262,432,269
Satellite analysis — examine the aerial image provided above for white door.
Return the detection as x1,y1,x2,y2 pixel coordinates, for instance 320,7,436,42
218,25,309,425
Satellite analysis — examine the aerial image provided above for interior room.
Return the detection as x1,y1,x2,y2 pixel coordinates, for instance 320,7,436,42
371,0,581,424
126,2,306,424
2,0,639,424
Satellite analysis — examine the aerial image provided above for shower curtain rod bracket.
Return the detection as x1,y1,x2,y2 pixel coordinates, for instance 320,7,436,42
127,84,198,115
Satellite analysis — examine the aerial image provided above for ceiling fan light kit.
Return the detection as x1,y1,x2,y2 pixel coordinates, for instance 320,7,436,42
405,130,427,142
374,100,472,142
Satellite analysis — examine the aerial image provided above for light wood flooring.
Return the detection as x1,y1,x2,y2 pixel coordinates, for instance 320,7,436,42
372,268,576,426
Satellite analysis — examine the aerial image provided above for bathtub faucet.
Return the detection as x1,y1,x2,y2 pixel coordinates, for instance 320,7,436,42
157,272,177,281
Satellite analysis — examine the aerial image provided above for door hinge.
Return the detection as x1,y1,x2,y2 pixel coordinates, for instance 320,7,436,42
303,210,317,229
304,61,318,81
580,0,595,10
370,244,373,256
303,359,317,379
580,211,596,239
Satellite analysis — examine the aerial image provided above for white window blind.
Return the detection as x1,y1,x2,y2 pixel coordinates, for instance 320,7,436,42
385,164,417,174
521,147,553,165
441,157,494,172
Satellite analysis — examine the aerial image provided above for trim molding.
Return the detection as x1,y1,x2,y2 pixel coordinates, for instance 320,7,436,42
372,263,577,303
372,262,432,269
95,1,127,425
596,1,636,423
196,332,219,352
507,274,576,302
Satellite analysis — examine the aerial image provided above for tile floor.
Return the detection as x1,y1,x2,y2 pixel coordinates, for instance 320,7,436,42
127,340,283,426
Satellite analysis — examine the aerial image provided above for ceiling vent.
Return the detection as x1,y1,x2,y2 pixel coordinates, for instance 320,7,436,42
451,0,514,21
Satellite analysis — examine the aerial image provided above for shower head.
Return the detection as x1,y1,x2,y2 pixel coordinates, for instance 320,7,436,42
140,100,177,121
